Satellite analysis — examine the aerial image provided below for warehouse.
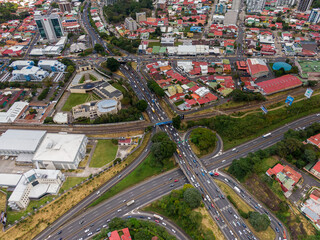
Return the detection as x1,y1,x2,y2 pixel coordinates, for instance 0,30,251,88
32,133,88,170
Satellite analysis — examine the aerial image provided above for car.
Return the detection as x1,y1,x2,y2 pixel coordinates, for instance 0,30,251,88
123,200,126,202
174,179,178,182
107,219,111,223
275,227,279,233
170,184,174,187
147,217,151,220
155,220,159,223
221,195,225,199
171,229,176,233
97,191,100,195
162,222,166,226
88,232,92,236
169,177,172,180
118,209,122,212
96,228,101,232
85,229,90,233
228,209,232,214
57,230,62,235
90,224,94,227
103,224,108,228
215,216,219,221
211,203,214,208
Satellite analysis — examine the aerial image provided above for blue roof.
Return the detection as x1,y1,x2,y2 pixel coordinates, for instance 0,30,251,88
273,62,292,71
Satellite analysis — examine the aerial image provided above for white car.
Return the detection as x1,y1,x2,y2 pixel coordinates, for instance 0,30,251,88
162,222,166,226
171,229,176,233
88,232,92,236
102,224,108,228
117,209,122,212
84,229,90,233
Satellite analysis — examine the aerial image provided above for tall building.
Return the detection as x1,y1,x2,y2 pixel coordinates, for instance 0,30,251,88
276,0,296,6
136,12,146,23
298,0,314,12
246,0,266,12
58,2,72,13
308,8,320,23
125,17,137,31
35,14,64,43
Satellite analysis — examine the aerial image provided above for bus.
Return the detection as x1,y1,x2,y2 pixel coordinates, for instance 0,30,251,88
263,133,271,138
153,214,163,220
126,200,135,206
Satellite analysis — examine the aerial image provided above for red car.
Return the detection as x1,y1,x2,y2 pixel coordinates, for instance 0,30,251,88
174,179,178,182
155,220,159,223
211,203,214,208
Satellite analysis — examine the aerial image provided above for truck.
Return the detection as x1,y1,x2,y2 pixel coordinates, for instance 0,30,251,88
234,186,241,194
126,200,135,206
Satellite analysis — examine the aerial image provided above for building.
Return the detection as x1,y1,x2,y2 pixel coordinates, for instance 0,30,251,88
256,75,302,95
266,164,302,192
35,14,65,43
307,133,320,148
298,0,314,12
58,2,72,13
309,161,320,179
276,0,296,6
161,37,175,46
125,17,137,31
215,3,227,14
308,8,320,24
247,58,269,79
301,188,320,229
4,169,64,210
105,0,117,5
32,133,88,170
246,0,266,12
70,80,123,101
12,66,49,82
136,12,146,23
72,99,121,119
0,102,29,123
0,129,46,156
9,60,34,70
38,60,66,72
109,228,132,240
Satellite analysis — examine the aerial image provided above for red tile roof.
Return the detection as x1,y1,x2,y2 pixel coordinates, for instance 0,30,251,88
256,75,302,95
267,163,284,176
312,161,320,173
308,133,320,148
282,165,302,184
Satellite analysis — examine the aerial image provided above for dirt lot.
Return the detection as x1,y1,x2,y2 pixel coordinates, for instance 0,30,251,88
244,174,316,239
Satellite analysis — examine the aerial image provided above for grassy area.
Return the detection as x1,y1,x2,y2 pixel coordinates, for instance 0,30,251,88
195,207,226,240
215,180,276,240
78,155,89,168
112,82,127,95
89,140,118,168
174,100,184,106
189,128,216,158
59,177,87,193
148,41,160,48
61,93,100,111
190,93,320,150
0,191,6,212
89,154,176,207
0,133,151,240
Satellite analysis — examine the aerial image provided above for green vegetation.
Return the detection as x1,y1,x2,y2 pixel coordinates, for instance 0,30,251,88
172,115,181,129
59,177,87,193
106,58,120,72
151,132,176,165
90,154,175,207
230,89,265,102
109,36,141,54
248,212,270,232
147,41,161,48
93,217,176,240
147,80,165,97
90,140,118,168
187,94,320,150
190,128,216,156
0,3,30,23
136,100,148,112
103,0,153,23
37,87,50,101
144,185,216,240
112,82,127,95
94,43,106,55
61,93,94,111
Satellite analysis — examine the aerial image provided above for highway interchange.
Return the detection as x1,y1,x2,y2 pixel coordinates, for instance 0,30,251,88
12,1,319,239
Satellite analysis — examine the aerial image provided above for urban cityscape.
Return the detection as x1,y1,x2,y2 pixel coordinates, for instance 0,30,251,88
0,0,319,239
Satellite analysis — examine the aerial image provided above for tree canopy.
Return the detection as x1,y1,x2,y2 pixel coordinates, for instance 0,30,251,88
248,212,270,232
190,128,216,154
183,188,202,208
172,115,181,129
136,100,148,112
106,58,120,72
230,89,265,102
151,131,176,164
147,80,165,97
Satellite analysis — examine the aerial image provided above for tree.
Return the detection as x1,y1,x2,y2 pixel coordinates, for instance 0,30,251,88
51,2,58,8
183,188,202,208
151,132,176,164
190,128,216,153
136,100,148,112
106,58,120,72
304,149,317,163
172,115,181,129
94,43,105,54
248,212,270,232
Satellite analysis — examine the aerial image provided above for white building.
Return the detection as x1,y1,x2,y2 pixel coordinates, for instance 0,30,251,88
9,60,34,70
5,169,64,210
35,14,65,43
308,8,320,24
195,87,210,97
0,102,29,123
125,17,137,31
0,129,46,156
136,12,146,22
246,0,266,12
38,60,66,72
276,0,296,6
32,133,88,170
12,66,49,82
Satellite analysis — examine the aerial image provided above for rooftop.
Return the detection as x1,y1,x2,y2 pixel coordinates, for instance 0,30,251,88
256,75,302,95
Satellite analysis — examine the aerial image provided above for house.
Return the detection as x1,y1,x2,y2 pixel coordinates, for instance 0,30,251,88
266,164,302,193
247,58,269,79
301,189,320,229
309,161,320,179
109,227,132,240
307,133,320,148
256,75,302,95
